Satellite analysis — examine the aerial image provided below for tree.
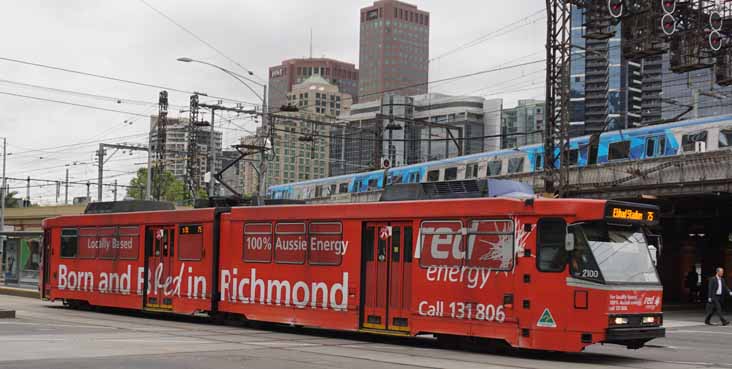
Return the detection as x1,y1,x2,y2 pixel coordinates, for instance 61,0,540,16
2,190,22,208
126,168,205,204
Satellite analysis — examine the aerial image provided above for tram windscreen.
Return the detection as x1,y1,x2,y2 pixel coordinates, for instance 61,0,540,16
570,222,659,284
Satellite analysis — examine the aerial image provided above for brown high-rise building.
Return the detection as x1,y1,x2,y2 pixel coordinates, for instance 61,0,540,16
358,0,429,102
268,58,359,112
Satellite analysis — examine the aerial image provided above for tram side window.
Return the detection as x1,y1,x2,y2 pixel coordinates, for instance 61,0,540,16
419,220,463,268
60,229,78,258
427,170,440,182
96,227,117,259
444,167,458,181
118,226,140,260
179,225,203,261
329,184,337,196
719,129,732,148
608,141,630,161
274,223,307,264
309,222,343,266
537,218,567,272
243,223,273,263
78,228,98,259
467,220,514,270
404,226,413,263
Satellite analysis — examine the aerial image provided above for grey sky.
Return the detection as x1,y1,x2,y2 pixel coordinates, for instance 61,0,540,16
0,0,546,204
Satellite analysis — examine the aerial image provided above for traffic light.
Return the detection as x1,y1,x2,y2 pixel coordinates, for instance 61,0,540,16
661,13,676,35
708,10,723,51
660,0,677,36
709,31,722,51
608,0,623,18
661,0,676,14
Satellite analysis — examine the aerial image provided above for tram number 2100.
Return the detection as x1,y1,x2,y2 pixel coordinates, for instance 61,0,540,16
418,300,505,322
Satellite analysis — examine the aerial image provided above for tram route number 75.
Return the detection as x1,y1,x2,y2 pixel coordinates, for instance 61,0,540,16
418,300,505,322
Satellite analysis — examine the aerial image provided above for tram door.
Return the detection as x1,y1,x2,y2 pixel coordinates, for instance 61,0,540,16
144,226,175,310
361,222,413,332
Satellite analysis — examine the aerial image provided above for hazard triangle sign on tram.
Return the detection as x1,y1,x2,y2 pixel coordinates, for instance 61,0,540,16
536,308,557,328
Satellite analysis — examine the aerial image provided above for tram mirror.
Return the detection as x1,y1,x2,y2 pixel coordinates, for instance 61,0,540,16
565,233,575,252
647,245,658,266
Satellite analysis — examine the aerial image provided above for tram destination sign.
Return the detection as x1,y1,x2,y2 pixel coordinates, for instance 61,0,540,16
604,201,659,226
180,224,203,235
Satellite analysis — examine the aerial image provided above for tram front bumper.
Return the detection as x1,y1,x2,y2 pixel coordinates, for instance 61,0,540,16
603,326,665,348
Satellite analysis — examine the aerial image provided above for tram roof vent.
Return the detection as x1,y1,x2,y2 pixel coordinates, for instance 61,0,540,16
84,200,175,214
380,179,534,202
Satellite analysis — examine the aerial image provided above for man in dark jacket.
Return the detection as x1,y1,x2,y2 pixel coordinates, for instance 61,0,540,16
705,267,732,325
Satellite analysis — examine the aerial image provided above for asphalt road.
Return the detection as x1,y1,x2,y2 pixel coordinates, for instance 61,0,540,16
0,295,731,369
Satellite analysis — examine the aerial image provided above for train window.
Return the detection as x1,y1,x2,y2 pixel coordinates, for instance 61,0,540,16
487,161,502,176
588,140,599,165
60,229,78,258
608,141,630,161
243,223,273,263
78,228,98,259
682,131,707,152
658,136,666,155
568,149,579,166
274,223,307,264
427,170,439,182
534,154,543,171
367,178,378,191
444,167,458,181
719,129,732,148
646,137,656,157
315,185,323,198
309,222,343,266
118,226,140,260
465,163,479,179
467,220,514,270
391,174,403,185
508,157,524,173
419,220,463,268
329,184,337,196
97,227,117,259
179,224,203,261
338,182,349,194
403,226,413,263
537,218,567,273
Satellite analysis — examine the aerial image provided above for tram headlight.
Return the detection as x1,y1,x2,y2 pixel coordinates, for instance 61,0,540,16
611,317,629,325
642,316,660,325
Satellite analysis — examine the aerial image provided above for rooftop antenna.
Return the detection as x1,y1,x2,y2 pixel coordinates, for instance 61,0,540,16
309,28,313,59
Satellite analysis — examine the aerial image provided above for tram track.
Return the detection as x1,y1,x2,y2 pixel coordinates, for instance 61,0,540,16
4,299,731,369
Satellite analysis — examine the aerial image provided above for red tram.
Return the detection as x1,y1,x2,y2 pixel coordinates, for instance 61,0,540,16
40,197,664,352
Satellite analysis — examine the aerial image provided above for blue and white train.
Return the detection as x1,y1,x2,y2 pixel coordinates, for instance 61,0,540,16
268,114,732,200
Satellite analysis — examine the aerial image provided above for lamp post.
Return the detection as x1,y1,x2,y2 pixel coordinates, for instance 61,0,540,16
177,57,269,198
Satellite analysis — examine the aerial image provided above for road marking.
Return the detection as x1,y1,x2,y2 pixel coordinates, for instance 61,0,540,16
0,337,65,342
99,338,213,344
674,329,732,335
663,320,706,328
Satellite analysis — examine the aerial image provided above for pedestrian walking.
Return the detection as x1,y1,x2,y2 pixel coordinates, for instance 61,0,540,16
705,267,732,326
